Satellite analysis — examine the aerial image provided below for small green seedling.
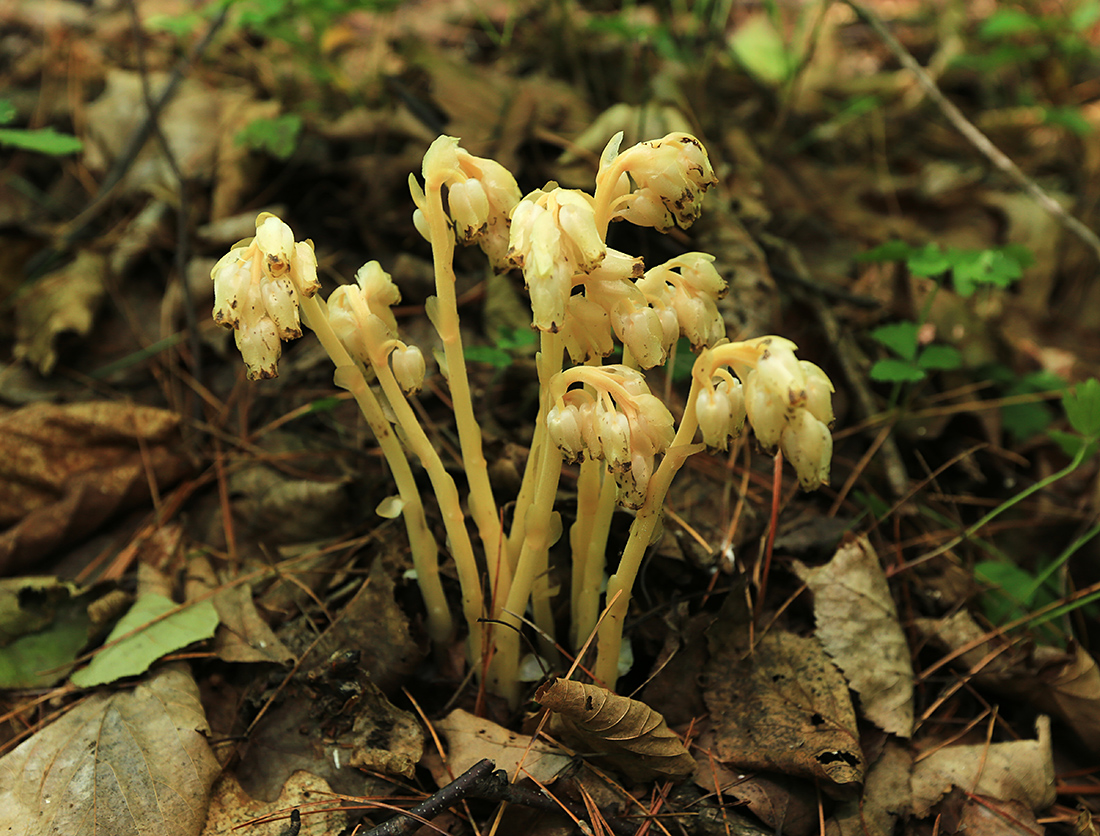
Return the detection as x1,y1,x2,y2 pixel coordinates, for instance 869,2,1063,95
235,114,302,161
0,100,82,156
859,241,1033,385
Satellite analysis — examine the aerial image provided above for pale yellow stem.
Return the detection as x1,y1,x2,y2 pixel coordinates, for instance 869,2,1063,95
422,183,507,595
593,375,704,688
488,441,565,706
573,466,617,651
296,292,455,645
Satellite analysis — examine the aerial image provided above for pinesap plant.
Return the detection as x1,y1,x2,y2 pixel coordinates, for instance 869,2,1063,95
209,131,836,705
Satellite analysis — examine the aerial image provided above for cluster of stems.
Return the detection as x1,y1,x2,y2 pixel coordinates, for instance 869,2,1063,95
210,131,834,706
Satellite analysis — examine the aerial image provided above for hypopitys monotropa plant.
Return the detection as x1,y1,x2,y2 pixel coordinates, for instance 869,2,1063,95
210,131,835,705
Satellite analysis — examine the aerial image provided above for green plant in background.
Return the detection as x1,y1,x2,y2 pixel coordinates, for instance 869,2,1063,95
463,326,538,369
966,379,1100,642
0,100,82,156
859,241,1033,387
235,114,303,161
952,1,1098,136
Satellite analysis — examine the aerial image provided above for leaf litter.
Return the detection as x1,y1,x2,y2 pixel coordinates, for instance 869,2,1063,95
2,0,1100,833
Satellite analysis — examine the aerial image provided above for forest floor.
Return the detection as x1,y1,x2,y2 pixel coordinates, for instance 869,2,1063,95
2,1,1100,835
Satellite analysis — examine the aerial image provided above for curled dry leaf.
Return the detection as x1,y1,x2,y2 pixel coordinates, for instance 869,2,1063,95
534,678,695,783
916,611,1100,755
910,716,1055,817
794,535,915,737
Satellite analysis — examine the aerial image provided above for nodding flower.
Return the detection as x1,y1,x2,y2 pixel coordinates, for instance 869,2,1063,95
210,213,319,380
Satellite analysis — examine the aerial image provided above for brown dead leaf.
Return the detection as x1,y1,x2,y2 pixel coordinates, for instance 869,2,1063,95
13,250,107,375
0,663,219,836
827,740,912,836
793,535,914,737
186,556,295,666
294,558,423,696
910,716,1055,817
430,708,571,786
535,678,695,783
201,770,346,836
0,401,190,575
704,595,863,798
693,729,819,836
938,789,1046,836
916,612,1100,755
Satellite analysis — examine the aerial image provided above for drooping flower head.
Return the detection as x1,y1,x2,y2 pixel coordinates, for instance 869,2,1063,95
547,366,675,508
210,213,320,379
411,136,522,269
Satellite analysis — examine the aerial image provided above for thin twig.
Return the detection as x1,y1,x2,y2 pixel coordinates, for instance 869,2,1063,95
845,0,1100,262
360,758,496,836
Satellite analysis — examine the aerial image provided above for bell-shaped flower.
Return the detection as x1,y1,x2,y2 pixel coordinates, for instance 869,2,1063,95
547,401,586,462
743,369,787,450
612,304,667,369
392,344,426,394
610,132,718,231
560,295,614,363
801,360,835,427
781,409,832,490
210,213,317,379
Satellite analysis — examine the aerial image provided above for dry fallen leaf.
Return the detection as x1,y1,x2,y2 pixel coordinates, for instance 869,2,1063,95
430,708,572,786
13,250,107,375
201,770,346,836
704,594,864,798
0,401,190,575
535,678,695,783
0,663,219,836
794,535,915,737
827,740,912,836
910,716,1055,817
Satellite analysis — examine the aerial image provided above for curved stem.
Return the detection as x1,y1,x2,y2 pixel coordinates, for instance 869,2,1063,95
423,183,508,596
297,293,455,645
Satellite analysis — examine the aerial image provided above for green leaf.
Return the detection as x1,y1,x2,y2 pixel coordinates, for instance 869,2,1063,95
916,344,962,371
979,8,1043,39
1049,429,1100,459
235,114,302,160
856,240,915,263
905,243,954,277
1062,378,1100,438
0,127,83,156
870,321,920,361
950,248,1025,297
70,594,218,687
0,100,14,125
0,578,93,688
728,13,793,86
870,358,926,383
1043,106,1093,136
463,345,513,368
1071,0,1100,31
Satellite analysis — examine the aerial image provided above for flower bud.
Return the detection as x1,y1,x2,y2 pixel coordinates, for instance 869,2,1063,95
598,408,632,470
561,294,614,362
781,409,832,490
614,306,666,369
547,403,585,461
392,344,426,394
755,341,807,408
628,393,675,455
263,277,302,340
448,179,490,242
291,241,321,297
744,369,786,450
255,214,295,279
211,251,251,329
696,384,733,450
236,305,281,380
801,360,835,426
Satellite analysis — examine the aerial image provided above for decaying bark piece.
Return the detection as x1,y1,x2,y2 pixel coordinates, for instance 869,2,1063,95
534,678,695,783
